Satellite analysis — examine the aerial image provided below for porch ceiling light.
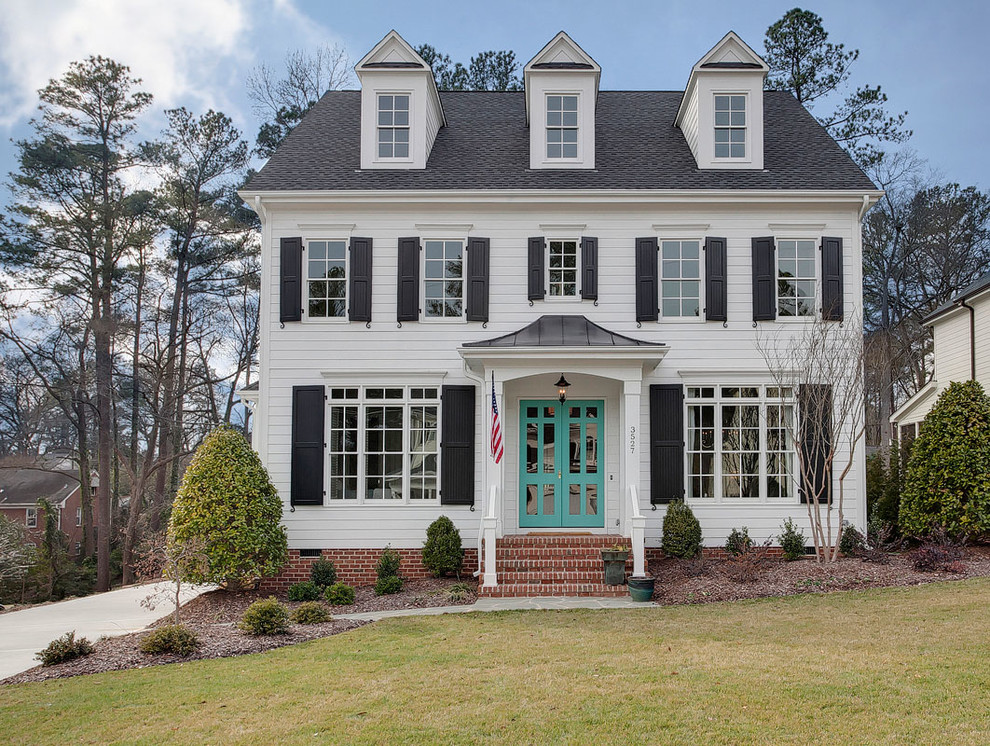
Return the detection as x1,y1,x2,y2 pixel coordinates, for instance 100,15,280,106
555,374,571,404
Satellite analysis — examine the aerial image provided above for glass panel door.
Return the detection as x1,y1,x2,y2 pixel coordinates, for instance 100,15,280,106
519,400,604,528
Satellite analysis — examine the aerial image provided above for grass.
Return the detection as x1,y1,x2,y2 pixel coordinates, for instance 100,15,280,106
3,579,989,744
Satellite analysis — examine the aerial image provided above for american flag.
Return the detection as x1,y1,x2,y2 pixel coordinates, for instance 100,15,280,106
490,375,503,464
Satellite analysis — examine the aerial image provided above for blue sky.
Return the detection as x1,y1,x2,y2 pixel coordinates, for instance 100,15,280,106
0,0,988,192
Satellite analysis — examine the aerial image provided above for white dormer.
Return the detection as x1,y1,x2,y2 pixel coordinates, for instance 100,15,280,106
524,32,600,170
355,30,445,170
675,32,769,171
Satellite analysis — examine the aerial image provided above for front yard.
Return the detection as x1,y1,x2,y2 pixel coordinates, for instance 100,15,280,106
2,578,988,744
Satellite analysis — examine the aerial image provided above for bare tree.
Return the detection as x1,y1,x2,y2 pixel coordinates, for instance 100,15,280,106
0,514,35,586
137,532,208,625
758,313,866,562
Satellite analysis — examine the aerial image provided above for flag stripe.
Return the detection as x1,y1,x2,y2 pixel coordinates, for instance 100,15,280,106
491,377,503,464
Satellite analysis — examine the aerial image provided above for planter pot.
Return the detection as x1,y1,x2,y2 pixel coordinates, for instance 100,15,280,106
627,576,656,602
601,550,629,586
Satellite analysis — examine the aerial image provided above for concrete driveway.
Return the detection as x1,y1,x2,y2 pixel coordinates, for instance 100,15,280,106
0,582,210,680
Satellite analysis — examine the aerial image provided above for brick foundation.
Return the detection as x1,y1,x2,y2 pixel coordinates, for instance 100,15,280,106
260,547,479,594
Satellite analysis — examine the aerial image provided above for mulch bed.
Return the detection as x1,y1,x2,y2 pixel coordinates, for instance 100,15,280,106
5,548,990,685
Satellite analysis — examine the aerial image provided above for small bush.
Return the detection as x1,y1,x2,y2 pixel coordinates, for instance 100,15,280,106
290,601,331,625
309,557,337,588
139,625,199,657
724,527,752,557
374,575,404,596
239,596,290,635
36,631,95,666
911,528,965,573
287,580,321,602
376,546,401,579
778,518,806,561
422,516,464,578
724,540,773,583
325,582,356,605
445,581,475,603
839,522,866,557
661,501,702,559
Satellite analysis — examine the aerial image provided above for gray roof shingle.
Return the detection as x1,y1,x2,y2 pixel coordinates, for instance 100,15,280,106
246,89,876,193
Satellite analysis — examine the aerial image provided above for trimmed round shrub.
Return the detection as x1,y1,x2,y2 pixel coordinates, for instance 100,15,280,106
422,516,464,578
239,596,290,636
839,522,866,557
290,601,331,625
325,582,356,605
374,575,403,596
900,381,990,539
309,557,337,589
725,527,752,556
36,631,95,666
140,625,199,656
778,518,806,561
168,426,288,587
287,580,321,602
661,501,702,559
376,546,401,579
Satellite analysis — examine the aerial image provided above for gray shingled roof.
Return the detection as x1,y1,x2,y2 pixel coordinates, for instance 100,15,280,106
0,468,79,507
463,315,662,347
246,89,876,192
924,271,990,324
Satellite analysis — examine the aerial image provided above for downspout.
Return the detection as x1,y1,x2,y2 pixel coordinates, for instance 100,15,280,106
959,298,977,380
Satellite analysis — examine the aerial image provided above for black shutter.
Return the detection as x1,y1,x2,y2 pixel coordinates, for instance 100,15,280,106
636,237,659,322
280,237,303,323
528,237,545,300
581,236,598,301
397,236,420,322
821,236,844,321
441,385,475,505
799,384,832,504
291,385,325,506
752,236,776,322
349,237,373,322
466,237,490,322
704,237,727,322
650,384,684,504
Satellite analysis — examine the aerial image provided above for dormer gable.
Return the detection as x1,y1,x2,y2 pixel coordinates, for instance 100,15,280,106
524,32,600,170
675,32,769,171
355,30,445,170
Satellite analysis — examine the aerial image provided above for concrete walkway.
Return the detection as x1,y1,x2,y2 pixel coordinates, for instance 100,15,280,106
337,595,656,622
0,582,211,679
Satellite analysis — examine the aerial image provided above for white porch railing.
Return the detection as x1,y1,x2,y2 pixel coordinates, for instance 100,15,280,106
628,484,647,577
477,484,499,587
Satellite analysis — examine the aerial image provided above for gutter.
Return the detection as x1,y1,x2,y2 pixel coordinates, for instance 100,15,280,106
959,298,977,380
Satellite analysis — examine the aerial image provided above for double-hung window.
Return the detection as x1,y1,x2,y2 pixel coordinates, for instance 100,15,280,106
777,239,816,317
546,95,578,159
548,239,579,297
378,94,410,159
660,240,701,318
327,386,439,504
76,507,82,526
307,240,347,318
26,507,37,528
424,240,463,318
714,94,746,158
686,385,796,501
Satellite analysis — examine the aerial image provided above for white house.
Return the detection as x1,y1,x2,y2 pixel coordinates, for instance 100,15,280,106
891,271,990,439
239,30,880,596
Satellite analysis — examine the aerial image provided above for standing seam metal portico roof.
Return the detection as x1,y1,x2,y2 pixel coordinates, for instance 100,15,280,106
462,315,663,348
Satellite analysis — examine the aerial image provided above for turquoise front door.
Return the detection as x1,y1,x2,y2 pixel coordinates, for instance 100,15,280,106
519,400,604,528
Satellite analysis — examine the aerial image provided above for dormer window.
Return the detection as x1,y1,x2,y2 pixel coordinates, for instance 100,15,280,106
377,94,410,159
546,95,579,159
714,94,746,158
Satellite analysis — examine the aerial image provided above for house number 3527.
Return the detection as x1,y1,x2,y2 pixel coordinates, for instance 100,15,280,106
629,426,636,454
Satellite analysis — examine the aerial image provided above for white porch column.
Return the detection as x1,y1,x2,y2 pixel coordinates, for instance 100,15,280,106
623,377,647,577
481,375,505,587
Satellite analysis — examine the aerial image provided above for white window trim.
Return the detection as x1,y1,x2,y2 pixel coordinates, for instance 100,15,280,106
542,92,582,165
713,92,750,163
421,237,467,323
545,237,582,302
76,506,82,526
659,237,705,323
325,384,442,506
25,507,37,528
375,91,414,164
684,384,798,504
303,238,349,324
774,236,819,322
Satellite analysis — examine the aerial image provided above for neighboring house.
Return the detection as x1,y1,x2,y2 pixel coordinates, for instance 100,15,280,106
0,468,85,554
240,30,880,596
891,272,990,439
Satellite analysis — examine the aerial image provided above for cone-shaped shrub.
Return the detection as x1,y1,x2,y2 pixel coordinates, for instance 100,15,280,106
661,500,702,558
169,426,288,586
900,381,990,539
422,515,464,578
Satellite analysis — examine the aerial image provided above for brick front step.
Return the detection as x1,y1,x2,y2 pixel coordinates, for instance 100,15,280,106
495,571,624,584
496,558,623,572
479,582,630,598
498,534,630,547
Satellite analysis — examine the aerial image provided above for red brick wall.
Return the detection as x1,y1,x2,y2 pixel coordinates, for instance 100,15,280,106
260,547,480,594
644,546,786,562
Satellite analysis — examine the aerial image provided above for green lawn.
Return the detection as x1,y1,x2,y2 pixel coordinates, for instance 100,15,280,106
3,580,989,745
